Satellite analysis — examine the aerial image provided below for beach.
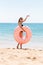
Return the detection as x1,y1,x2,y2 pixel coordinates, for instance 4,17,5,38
0,48,43,65
0,23,43,65
0,0,43,64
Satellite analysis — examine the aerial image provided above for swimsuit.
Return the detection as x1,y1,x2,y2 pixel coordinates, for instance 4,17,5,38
18,21,23,27
18,21,23,32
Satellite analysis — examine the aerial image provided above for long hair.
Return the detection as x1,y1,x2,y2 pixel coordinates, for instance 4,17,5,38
18,17,23,22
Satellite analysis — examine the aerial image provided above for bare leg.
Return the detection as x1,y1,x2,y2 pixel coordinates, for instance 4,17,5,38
16,43,19,49
20,44,22,49
19,31,23,49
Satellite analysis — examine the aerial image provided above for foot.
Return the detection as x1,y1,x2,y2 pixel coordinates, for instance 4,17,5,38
16,44,19,49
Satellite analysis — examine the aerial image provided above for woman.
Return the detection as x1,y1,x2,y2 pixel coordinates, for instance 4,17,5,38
17,15,30,49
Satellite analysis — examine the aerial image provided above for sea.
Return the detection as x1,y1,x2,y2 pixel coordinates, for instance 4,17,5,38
0,23,43,49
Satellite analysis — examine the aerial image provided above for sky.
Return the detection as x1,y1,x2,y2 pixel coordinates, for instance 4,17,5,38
0,0,43,23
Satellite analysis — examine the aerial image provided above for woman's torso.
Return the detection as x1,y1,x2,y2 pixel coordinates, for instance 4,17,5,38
18,21,23,26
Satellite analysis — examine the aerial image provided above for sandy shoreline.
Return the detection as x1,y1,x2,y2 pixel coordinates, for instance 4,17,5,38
0,48,43,65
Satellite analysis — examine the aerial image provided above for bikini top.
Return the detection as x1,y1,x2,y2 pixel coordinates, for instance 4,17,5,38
18,21,23,26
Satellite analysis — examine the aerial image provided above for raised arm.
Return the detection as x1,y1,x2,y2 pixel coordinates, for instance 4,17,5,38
23,15,30,22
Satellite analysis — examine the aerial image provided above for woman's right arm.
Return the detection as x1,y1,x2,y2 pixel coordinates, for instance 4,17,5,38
23,15,30,22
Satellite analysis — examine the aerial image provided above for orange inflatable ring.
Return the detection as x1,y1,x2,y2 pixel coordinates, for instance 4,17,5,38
14,26,32,44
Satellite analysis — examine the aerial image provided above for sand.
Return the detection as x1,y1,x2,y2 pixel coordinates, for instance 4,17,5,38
0,48,43,65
